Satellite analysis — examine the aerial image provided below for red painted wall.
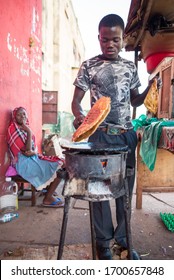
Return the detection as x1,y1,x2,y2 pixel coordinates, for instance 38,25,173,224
0,0,42,178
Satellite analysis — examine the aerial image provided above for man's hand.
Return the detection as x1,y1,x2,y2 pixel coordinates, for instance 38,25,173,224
73,114,85,129
149,76,162,90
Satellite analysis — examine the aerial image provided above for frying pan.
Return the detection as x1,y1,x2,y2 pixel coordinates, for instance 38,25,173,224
60,139,129,154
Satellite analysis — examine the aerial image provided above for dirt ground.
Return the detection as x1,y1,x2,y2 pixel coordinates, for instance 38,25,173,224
0,182,174,260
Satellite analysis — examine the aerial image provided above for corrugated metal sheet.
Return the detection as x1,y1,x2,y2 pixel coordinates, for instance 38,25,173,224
124,0,174,58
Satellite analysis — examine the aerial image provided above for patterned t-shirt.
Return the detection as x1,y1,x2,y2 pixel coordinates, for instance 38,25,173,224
73,55,141,129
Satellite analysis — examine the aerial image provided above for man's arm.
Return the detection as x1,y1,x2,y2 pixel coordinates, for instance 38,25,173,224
71,86,86,128
131,76,162,108
130,85,151,107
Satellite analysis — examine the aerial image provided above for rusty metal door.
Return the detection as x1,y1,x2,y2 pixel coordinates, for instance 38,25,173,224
42,91,58,124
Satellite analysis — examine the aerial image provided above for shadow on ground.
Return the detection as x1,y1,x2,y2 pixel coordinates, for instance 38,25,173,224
0,185,174,260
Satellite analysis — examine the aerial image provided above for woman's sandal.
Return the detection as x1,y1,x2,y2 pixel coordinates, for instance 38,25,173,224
42,198,64,208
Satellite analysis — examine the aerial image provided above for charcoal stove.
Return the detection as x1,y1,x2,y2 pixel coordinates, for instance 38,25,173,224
63,142,128,200
57,142,133,260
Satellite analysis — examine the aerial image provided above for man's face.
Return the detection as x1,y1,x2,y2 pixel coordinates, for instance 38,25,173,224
98,26,123,60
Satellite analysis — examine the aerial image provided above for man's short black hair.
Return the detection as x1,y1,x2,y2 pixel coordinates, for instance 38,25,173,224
98,14,125,32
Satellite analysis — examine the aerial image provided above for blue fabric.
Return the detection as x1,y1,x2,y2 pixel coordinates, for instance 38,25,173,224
15,153,58,189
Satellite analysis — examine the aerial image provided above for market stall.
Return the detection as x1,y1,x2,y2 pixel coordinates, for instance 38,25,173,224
124,0,174,209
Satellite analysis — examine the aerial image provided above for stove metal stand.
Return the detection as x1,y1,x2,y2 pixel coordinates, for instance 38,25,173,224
57,146,133,260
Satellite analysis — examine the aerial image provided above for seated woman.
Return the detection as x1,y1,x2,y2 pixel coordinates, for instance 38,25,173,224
6,107,65,208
